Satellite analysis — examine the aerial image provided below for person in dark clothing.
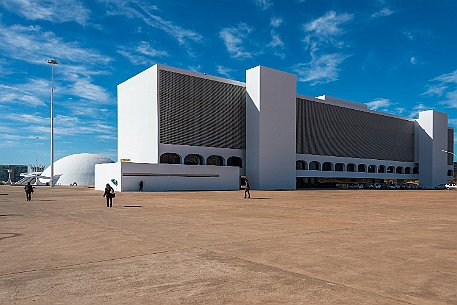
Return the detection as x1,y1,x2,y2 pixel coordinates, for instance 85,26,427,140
139,180,143,192
24,182,34,201
103,183,115,207
244,178,251,199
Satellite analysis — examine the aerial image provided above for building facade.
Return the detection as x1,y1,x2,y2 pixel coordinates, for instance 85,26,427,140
0,165,28,183
95,64,454,191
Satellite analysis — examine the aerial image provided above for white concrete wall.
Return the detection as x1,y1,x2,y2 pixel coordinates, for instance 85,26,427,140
417,110,449,188
159,144,245,175
119,162,240,191
95,163,122,192
118,65,159,163
246,68,261,187
296,154,418,180
246,66,297,190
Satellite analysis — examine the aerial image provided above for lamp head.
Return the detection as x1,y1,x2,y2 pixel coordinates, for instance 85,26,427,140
46,59,58,65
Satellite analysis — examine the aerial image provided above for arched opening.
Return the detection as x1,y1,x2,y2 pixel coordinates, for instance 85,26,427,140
368,165,377,173
358,164,367,172
322,162,333,171
296,160,307,170
378,165,386,173
207,155,224,166
335,163,344,171
309,161,320,170
347,163,355,172
160,153,181,164
405,167,411,174
227,156,242,168
396,166,403,174
448,170,453,176
413,167,419,174
387,166,395,173
184,154,204,165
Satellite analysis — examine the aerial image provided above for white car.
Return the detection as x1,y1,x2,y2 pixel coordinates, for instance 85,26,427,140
445,183,457,190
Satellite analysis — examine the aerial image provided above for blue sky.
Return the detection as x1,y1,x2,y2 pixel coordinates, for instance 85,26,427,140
0,0,456,165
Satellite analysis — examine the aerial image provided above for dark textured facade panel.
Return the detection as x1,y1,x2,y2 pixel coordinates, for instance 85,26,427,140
448,128,454,165
159,70,246,149
296,98,415,162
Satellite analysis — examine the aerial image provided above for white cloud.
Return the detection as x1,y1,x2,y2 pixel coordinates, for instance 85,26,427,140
0,133,38,140
268,32,284,49
97,134,117,141
268,17,283,48
293,53,349,85
219,23,254,59
68,105,109,117
118,41,168,65
371,7,395,18
0,23,112,104
187,65,202,73
8,113,47,124
295,11,353,84
365,98,392,111
266,17,285,58
254,0,273,10
270,17,282,28
0,24,110,66
216,65,235,78
100,0,201,45
403,29,432,41
68,78,110,103
409,103,429,118
448,118,457,128
365,99,408,116
0,0,90,25
0,84,46,107
424,69,457,108
409,103,430,118
14,113,115,137
423,84,447,96
303,11,353,52
441,90,457,108
433,69,457,83
410,56,417,65
393,107,405,115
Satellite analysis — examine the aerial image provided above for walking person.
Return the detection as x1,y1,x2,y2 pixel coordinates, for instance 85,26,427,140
24,182,34,201
139,180,143,192
103,183,115,208
244,178,251,199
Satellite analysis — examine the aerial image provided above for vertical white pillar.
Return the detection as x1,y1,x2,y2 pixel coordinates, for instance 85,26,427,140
417,110,449,188
118,65,159,163
245,66,296,190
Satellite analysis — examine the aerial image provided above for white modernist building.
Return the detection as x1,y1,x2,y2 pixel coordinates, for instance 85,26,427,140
42,153,114,186
95,64,454,191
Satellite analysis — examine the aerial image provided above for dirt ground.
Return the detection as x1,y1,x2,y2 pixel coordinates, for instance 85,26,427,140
0,185,456,304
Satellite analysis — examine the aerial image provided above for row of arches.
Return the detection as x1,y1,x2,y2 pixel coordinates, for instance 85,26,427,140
296,161,419,174
160,153,243,167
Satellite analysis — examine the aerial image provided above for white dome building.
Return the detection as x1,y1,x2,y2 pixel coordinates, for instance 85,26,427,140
40,153,114,186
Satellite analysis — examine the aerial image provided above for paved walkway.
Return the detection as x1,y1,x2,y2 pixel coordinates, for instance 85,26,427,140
0,186,456,304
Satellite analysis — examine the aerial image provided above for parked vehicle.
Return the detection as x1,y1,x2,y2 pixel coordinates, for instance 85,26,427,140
348,183,364,189
445,183,457,190
403,184,416,189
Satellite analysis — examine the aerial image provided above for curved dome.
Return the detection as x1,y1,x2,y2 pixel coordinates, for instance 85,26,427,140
41,153,114,186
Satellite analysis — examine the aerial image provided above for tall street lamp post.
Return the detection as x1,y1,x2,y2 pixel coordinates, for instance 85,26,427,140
35,136,39,185
47,59,58,187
